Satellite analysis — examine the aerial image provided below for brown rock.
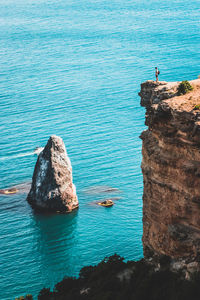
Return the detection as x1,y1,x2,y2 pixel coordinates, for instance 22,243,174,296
139,79,200,276
27,135,78,213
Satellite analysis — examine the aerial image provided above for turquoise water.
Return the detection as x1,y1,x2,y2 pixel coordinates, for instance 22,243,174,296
0,0,199,299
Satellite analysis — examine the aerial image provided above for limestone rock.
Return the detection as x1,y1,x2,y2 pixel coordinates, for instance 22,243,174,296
27,135,78,213
139,80,179,107
139,78,200,276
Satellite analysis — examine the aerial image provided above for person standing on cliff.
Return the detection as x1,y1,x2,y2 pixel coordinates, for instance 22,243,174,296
155,67,160,82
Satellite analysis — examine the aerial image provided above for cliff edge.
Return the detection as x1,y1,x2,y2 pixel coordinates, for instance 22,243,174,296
139,78,200,278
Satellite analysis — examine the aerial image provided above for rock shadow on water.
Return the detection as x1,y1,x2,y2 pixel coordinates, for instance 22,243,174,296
33,209,78,243
31,209,79,278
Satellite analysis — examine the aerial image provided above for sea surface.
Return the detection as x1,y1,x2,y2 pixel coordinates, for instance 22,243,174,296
0,0,199,299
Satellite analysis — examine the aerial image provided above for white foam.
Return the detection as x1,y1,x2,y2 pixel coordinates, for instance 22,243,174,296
0,147,44,162
0,151,34,161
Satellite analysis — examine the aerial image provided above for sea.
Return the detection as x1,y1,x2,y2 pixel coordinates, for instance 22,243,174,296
0,0,199,299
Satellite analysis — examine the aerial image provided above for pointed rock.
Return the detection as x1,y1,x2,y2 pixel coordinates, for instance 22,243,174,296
27,135,78,213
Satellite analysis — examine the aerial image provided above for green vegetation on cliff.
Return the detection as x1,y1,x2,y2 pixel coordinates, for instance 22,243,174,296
17,255,200,300
194,104,200,110
177,80,193,95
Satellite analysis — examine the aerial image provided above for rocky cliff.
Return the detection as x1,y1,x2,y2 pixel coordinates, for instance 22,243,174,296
139,79,200,277
27,135,78,213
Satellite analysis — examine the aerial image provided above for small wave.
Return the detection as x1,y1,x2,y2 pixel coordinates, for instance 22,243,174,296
0,147,44,161
0,151,34,161
34,147,44,155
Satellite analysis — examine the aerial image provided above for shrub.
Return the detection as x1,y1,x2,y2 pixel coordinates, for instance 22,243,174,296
38,288,53,300
18,255,200,300
79,265,95,280
177,81,193,95
194,104,200,110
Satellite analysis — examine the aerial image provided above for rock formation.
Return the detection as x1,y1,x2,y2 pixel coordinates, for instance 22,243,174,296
27,135,78,213
139,78,200,277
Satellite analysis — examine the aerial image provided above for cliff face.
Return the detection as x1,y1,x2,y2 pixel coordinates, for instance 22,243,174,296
139,79,200,276
27,135,78,213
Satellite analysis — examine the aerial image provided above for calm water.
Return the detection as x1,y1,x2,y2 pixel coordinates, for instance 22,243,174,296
0,0,199,299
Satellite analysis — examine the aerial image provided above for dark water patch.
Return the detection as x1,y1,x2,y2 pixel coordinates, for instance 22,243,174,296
83,185,121,195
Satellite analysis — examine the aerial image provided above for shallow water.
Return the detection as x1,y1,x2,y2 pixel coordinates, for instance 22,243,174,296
0,0,200,299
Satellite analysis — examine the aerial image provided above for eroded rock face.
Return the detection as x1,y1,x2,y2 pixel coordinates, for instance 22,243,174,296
139,79,200,277
139,80,179,107
27,135,78,213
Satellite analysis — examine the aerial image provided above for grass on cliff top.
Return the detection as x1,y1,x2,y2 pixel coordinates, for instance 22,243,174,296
16,254,200,300
178,81,193,96
193,104,200,110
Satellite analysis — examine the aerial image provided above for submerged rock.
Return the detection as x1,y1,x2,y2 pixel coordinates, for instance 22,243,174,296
27,135,78,213
97,199,114,207
0,187,18,195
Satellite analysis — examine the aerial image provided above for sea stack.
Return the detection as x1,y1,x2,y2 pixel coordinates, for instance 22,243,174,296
27,135,78,213
139,78,200,278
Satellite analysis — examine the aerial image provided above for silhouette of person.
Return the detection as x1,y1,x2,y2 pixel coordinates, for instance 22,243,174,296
155,67,160,82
